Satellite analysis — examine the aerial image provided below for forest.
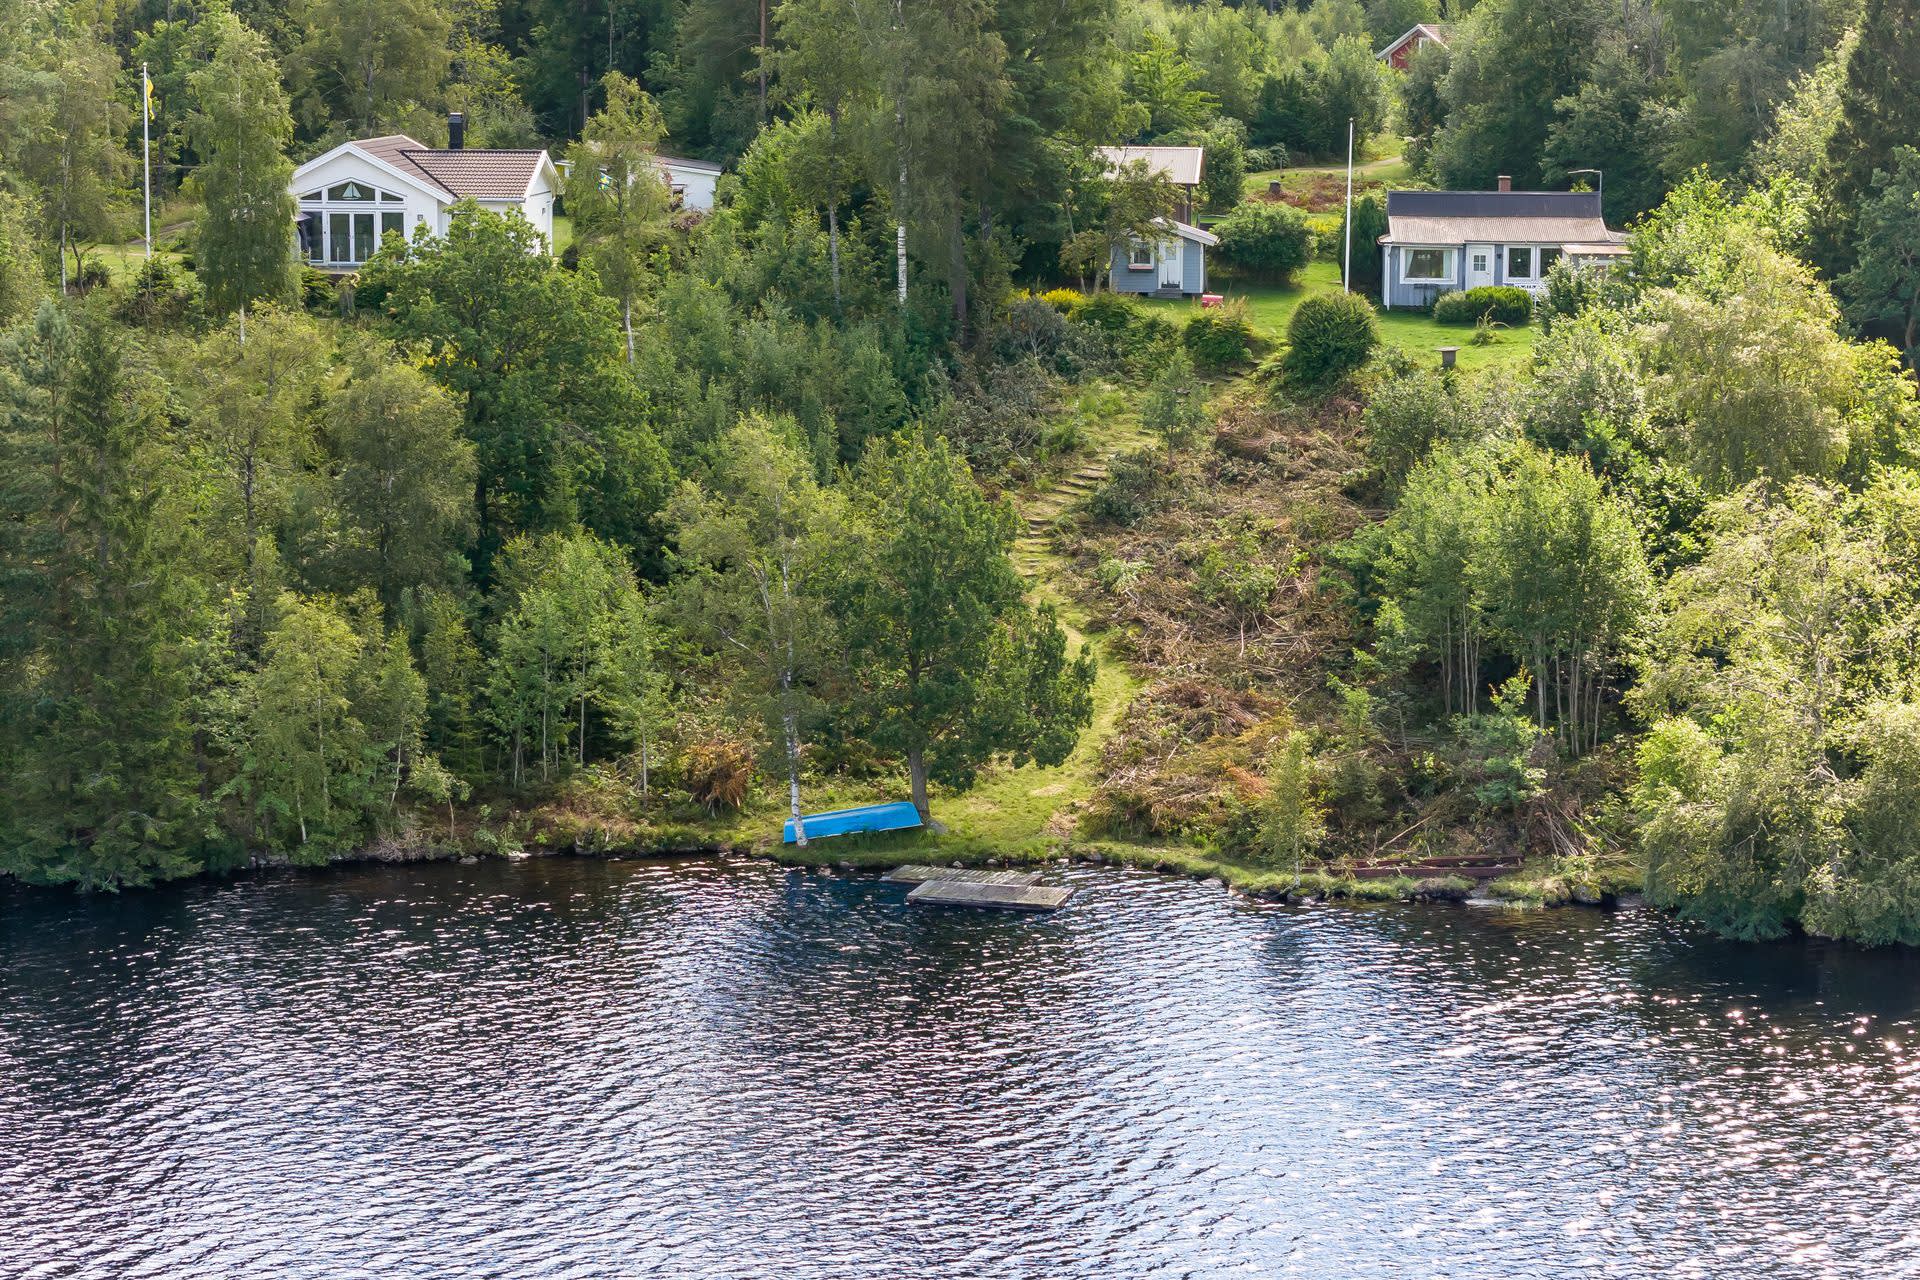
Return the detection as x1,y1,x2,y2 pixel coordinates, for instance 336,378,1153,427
3,0,1920,946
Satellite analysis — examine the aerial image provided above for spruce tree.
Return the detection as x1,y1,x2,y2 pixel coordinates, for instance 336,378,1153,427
1823,0,1920,271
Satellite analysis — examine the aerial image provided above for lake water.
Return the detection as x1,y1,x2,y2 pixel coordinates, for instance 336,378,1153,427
4,856,1920,1279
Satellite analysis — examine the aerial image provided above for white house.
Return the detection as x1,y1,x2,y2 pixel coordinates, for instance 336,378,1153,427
289,113,560,271
1377,183,1626,310
657,155,722,212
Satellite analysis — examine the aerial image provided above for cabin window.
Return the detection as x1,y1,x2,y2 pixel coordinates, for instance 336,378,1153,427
1539,247,1562,275
1506,246,1535,279
1402,248,1453,283
1128,242,1155,270
304,181,409,264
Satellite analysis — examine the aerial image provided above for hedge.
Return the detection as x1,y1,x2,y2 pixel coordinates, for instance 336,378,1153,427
1433,285,1534,326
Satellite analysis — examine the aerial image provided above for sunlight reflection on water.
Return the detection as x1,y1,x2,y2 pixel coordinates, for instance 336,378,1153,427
4,856,1919,1279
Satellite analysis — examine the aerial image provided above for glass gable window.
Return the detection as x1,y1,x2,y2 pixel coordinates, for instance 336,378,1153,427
302,181,410,265
1403,248,1453,282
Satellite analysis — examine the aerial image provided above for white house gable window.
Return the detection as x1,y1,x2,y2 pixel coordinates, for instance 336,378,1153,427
299,180,409,267
1402,247,1454,283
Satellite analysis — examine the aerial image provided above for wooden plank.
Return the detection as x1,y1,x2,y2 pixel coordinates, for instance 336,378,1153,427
884,865,1041,887
907,880,1074,912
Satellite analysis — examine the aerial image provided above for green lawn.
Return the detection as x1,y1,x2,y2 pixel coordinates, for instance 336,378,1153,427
1135,260,1538,373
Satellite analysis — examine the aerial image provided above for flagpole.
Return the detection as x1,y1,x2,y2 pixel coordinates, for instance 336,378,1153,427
142,62,152,261
1342,116,1354,294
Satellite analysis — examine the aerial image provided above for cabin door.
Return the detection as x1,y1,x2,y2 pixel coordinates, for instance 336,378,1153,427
1465,243,1495,289
1160,240,1183,290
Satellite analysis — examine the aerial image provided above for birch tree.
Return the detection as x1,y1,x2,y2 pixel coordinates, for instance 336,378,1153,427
188,10,298,337
666,416,845,844
566,72,671,364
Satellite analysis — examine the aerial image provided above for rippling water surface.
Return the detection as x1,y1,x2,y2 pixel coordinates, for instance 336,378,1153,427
5,857,1920,1278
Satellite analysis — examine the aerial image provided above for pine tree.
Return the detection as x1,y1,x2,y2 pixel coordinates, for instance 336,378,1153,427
836,433,1094,822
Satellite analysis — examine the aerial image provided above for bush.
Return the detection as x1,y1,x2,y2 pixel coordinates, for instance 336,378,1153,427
1069,293,1178,379
1040,287,1084,315
991,296,1091,374
1073,291,1145,333
1433,285,1533,326
1085,449,1169,525
1336,193,1390,295
1213,201,1314,283
1182,299,1257,369
1245,144,1288,172
1282,291,1379,388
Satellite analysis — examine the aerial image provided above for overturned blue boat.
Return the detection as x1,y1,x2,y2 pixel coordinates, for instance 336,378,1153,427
782,801,923,844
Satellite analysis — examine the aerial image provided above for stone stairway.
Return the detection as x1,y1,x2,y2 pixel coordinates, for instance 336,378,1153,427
1012,455,1119,577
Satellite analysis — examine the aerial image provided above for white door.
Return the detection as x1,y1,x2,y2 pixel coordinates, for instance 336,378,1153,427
1465,244,1494,289
1160,240,1183,290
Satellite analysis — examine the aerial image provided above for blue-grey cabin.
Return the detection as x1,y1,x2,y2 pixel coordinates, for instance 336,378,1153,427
1096,145,1217,298
1109,217,1218,298
1378,182,1626,311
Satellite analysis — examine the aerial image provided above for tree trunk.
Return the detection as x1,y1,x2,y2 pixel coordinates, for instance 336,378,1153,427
624,297,635,364
785,710,807,847
827,202,842,312
757,0,769,123
908,743,930,824
947,212,968,342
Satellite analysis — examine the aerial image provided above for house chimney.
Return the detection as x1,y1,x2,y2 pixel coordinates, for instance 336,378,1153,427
1497,174,1511,193
448,111,466,150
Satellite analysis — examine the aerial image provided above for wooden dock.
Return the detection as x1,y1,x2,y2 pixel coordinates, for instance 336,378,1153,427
883,864,1041,887
906,879,1075,912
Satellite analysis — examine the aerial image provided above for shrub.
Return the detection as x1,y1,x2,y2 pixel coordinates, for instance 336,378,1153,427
1182,299,1257,369
1070,293,1178,379
1040,287,1084,314
1085,449,1168,525
1245,144,1288,172
1282,291,1379,388
991,296,1090,374
1433,285,1533,326
682,739,754,813
1336,193,1390,294
1213,201,1314,283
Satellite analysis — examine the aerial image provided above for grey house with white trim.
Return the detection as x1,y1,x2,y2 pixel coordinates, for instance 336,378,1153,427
1109,217,1218,297
1378,185,1626,311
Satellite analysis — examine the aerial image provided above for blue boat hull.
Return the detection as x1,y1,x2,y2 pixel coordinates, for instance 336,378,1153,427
783,801,923,844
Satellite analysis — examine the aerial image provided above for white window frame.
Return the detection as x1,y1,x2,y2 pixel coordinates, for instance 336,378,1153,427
1127,241,1155,271
1400,246,1455,285
298,180,410,268
1505,245,1537,282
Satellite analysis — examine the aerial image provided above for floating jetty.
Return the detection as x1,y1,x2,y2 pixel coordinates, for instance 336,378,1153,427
891,864,1074,912
883,865,1041,887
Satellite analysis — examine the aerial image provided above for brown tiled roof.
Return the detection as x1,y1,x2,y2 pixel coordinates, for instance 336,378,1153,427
351,135,547,199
